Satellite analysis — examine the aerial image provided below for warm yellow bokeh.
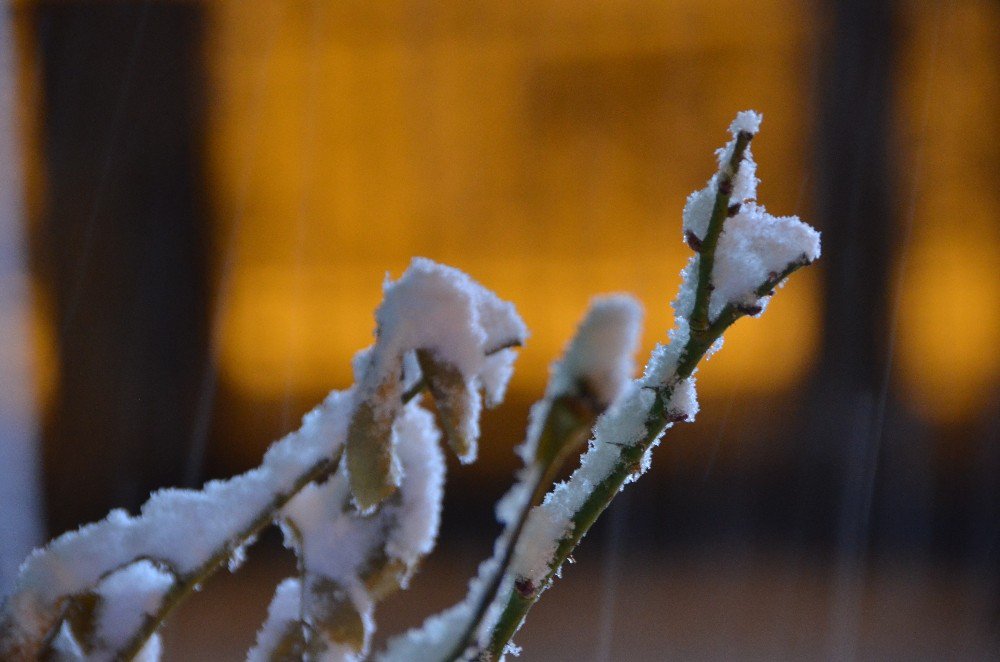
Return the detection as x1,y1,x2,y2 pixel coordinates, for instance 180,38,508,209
895,0,1000,424
13,0,997,432
207,0,820,404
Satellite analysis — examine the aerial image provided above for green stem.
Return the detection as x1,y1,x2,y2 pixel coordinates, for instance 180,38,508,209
688,129,754,334
481,327,730,659
444,395,593,661
480,255,813,659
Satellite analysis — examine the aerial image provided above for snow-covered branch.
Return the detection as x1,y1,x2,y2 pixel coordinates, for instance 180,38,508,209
0,260,525,661
474,111,820,660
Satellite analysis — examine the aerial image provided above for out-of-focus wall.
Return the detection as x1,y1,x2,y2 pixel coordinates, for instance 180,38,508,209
10,0,999,529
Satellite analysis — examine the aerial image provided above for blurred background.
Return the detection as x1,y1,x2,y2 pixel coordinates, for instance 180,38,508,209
1,0,997,659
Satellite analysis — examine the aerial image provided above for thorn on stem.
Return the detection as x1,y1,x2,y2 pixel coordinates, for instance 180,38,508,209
514,577,535,599
727,203,741,217
736,302,764,317
684,230,703,252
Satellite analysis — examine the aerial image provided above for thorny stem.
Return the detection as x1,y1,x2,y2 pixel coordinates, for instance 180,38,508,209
478,131,814,661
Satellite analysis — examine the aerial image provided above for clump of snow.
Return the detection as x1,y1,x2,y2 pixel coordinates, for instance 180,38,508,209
92,560,173,657
730,109,762,135
0,388,355,659
545,295,643,409
478,348,518,407
730,147,759,203
710,203,821,318
247,578,301,662
682,188,716,243
273,402,445,656
382,404,446,573
347,259,526,507
666,377,699,422
285,403,443,584
516,296,642,466
363,257,526,410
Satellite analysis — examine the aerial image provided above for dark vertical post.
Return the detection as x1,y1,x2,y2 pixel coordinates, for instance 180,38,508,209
808,0,898,655
32,2,209,535
797,0,898,542
815,4,895,393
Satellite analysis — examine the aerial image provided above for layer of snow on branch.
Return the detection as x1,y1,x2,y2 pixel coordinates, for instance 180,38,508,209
368,258,526,396
510,382,657,584
710,203,821,317
683,110,762,243
2,388,354,652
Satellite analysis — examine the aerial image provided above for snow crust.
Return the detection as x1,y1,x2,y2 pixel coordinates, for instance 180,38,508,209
730,109,763,135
